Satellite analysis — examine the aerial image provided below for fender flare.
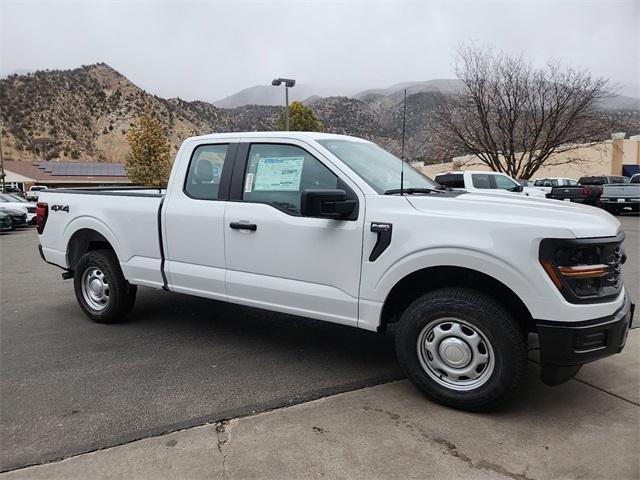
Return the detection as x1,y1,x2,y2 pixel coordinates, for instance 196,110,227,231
63,216,124,265
374,246,539,309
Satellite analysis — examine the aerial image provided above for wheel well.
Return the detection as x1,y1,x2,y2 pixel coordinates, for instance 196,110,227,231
67,229,114,271
380,266,534,333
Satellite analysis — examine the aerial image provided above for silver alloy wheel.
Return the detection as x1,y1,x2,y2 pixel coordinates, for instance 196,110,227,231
417,318,495,391
81,267,110,311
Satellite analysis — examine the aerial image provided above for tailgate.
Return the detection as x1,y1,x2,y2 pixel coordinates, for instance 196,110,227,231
551,186,584,198
603,185,640,198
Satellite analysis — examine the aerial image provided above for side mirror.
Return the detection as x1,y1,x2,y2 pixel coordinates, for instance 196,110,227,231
510,184,524,192
301,189,356,219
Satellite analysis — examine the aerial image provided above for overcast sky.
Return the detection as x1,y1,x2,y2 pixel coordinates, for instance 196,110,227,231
1,0,638,102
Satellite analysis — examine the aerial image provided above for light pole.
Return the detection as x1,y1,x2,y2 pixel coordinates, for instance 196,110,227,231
271,77,295,130
0,123,5,192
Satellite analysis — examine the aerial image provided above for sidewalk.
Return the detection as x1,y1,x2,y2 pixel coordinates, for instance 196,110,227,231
3,331,638,480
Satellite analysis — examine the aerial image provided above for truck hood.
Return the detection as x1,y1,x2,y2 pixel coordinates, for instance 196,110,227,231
0,204,28,215
406,191,620,238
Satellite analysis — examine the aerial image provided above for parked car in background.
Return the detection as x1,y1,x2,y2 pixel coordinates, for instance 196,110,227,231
532,178,578,196
434,171,547,198
600,174,640,214
37,131,634,411
0,204,28,229
26,185,48,201
0,211,13,232
0,193,37,224
548,175,629,206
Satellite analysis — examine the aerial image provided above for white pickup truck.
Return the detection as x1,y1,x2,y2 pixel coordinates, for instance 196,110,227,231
434,171,547,198
37,132,634,411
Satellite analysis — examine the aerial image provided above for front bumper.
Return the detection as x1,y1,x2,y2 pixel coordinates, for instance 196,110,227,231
536,294,634,385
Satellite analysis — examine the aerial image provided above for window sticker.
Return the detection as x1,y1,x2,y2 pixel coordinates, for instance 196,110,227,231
244,173,254,193
254,157,304,191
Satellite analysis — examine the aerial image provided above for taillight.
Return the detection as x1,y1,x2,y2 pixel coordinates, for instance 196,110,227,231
36,202,48,234
582,186,592,196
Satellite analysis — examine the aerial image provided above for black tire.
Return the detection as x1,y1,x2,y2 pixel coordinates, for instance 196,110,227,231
395,287,526,411
73,249,137,323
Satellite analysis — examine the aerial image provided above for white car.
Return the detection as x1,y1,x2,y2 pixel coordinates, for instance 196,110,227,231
434,171,547,198
37,132,633,411
26,185,48,202
0,193,36,224
532,177,578,195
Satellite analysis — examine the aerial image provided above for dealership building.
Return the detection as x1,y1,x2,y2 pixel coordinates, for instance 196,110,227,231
419,133,640,180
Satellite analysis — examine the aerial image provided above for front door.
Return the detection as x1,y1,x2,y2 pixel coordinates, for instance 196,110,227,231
224,140,364,326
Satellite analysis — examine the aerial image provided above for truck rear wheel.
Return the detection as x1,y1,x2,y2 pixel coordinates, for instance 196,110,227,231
73,249,137,323
395,287,526,411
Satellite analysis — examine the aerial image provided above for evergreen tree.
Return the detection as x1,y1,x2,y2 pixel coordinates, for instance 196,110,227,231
125,106,172,186
278,101,324,131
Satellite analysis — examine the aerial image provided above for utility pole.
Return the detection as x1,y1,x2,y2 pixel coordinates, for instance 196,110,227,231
0,123,5,192
271,77,296,130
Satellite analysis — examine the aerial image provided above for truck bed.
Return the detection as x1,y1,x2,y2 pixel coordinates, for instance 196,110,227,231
38,187,166,289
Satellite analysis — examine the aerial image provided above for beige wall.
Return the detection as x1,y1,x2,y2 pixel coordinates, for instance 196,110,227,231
419,136,640,180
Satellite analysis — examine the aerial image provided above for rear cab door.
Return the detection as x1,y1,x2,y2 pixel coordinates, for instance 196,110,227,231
223,137,366,326
162,138,238,300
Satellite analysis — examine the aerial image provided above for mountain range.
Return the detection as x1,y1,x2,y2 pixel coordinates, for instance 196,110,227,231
1,63,638,164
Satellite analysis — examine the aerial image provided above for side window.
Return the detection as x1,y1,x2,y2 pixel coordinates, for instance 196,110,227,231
567,179,578,186
471,174,492,189
242,144,338,215
494,174,518,190
184,144,229,200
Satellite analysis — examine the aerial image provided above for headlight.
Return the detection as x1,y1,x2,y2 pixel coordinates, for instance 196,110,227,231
539,234,625,303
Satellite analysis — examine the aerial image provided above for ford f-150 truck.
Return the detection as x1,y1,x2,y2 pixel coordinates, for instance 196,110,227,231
36,132,634,411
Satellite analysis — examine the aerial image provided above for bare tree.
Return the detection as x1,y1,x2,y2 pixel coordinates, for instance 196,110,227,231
433,45,612,179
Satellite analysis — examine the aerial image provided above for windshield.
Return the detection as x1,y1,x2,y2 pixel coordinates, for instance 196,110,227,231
317,139,438,193
4,194,27,202
0,194,20,202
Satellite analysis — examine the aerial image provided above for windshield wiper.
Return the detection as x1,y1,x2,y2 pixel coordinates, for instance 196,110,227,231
383,187,446,195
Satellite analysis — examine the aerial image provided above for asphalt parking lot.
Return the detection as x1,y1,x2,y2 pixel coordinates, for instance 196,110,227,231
0,215,638,473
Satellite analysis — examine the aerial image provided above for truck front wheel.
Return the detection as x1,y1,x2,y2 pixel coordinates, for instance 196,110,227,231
73,249,137,323
395,287,526,411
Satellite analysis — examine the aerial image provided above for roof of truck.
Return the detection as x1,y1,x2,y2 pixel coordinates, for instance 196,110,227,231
435,170,510,176
187,131,370,143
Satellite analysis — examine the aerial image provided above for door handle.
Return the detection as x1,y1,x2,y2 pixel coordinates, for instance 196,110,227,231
229,222,257,231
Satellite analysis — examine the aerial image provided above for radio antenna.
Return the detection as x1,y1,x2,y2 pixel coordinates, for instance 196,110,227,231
400,88,407,196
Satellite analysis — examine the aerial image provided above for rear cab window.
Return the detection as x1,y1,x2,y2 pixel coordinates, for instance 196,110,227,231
579,176,607,185
471,174,492,189
435,174,464,188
